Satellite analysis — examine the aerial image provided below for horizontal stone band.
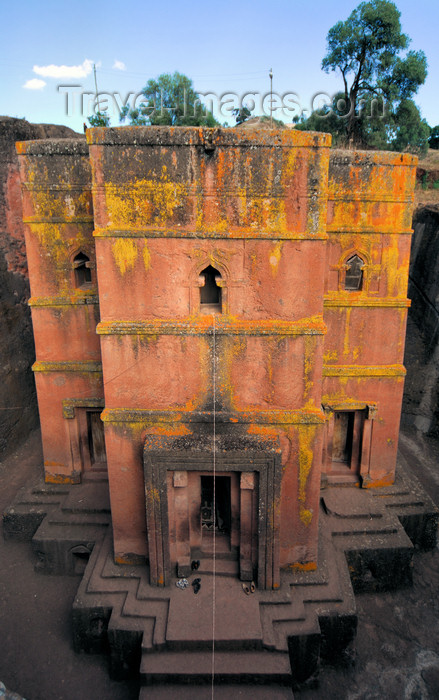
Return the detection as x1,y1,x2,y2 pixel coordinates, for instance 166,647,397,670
323,364,406,377
32,361,102,373
97,317,326,336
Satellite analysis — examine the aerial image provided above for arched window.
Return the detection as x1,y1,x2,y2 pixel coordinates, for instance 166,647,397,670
345,255,364,291
200,265,222,312
73,252,92,288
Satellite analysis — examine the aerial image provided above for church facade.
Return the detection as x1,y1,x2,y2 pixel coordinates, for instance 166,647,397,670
16,127,416,588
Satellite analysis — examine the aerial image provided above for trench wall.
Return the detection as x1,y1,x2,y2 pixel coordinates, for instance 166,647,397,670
0,117,82,458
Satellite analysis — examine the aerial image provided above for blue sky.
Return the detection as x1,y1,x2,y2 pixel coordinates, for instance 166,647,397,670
1,0,437,133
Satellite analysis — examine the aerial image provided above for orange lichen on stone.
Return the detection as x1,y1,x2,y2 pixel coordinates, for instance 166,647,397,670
298,424,317,505
288,561,317,572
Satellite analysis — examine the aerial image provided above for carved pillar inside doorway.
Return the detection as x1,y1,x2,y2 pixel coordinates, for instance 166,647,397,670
360,404,377,480
240,472,255,581
173,471,191,577
143,434,282,590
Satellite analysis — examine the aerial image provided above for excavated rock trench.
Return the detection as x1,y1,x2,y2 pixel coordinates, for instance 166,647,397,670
1,120,439,698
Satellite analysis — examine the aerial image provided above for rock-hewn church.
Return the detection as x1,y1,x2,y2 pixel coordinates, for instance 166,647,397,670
17,126,415,588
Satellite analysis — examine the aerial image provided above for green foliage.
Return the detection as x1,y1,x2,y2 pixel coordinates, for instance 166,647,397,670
389,99,430,154
429,126,439,150
311,0,428,151
297,92,429,155
88,111,110,127
120,72,219,127
233,106,252,125
295,93,348,145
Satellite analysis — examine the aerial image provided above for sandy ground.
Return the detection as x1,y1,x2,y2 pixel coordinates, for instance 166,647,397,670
0,427,438,700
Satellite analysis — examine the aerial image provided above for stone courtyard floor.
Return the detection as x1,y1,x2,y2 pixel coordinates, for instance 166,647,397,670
1,427,439,700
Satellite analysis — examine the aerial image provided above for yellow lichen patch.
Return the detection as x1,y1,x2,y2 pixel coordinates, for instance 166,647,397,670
105,168,186,228
44,471,74,484
269,241,283,276
303,399,322,418
115,554,144,566
343,307,351,357
142,242,151,272
298,424,316,504
382,237,409,298
146,487,160,504
303,336,315,400
362,474,394,489
282,147,298,181
29,183,92,292
288,561,317,572
300,507,313,526
323,350,338,363
236,185,248,224
112,238,138,275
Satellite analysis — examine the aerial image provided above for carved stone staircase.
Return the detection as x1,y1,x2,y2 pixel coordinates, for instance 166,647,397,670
3,460,438,696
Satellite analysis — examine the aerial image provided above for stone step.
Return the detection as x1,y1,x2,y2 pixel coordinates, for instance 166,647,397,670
119,595,169,649
260,599,307,650
33,519,109,542
82,469,109,483
60,482,111,514
140,649,292,686
139,684,294,699
9,492,65,506
44,512,110,527
32,521,109,575
2,504,50,541
196,557,239,577
164,573,263,650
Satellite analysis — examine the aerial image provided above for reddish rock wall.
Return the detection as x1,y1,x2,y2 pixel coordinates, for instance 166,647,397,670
15,127,417,588
16,137,100,482
322,150,417,486
0,117,81,458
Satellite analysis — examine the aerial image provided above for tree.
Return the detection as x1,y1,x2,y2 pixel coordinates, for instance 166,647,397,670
296,92,430,155
319,0,427,149
233,106,252,125
295,93,348,145
88,111,110,127
429,126,439,150
120,72,219,127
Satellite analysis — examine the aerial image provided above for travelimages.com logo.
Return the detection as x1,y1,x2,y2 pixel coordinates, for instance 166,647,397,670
57,85,387,122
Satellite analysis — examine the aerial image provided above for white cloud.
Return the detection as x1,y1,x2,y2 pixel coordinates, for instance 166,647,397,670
23,78,46,90
113,60,126,71
33,59,94,79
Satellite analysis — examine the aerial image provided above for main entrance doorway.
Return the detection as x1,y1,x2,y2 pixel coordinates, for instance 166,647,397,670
200,475,232,554
143,439,282,589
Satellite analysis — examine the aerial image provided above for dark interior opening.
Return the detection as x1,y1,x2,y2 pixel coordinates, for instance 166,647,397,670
332,411,355,464
87,411,106,466
200,475,231,533
200,265,222,310
345,255,364,291
70,545,91,575
73,252,92,288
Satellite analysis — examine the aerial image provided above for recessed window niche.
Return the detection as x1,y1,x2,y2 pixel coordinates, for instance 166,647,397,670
344,254,364,291
199,265,222,313
73,252,92,289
